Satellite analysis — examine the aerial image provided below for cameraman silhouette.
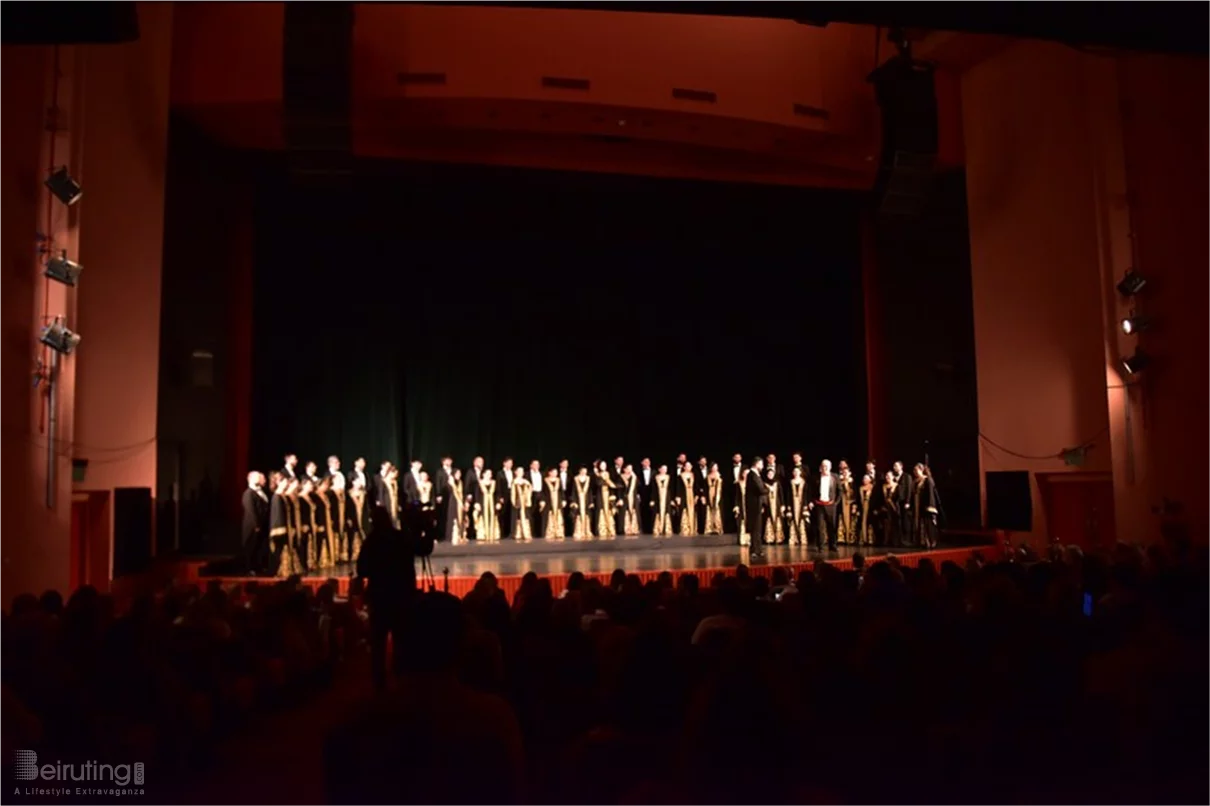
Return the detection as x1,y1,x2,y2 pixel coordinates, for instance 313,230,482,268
357,503,436,690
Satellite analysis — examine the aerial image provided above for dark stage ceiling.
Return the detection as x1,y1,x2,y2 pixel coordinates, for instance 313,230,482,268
4,0,1205,54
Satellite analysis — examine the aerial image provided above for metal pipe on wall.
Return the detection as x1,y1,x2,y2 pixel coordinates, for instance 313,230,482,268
45,350,60,509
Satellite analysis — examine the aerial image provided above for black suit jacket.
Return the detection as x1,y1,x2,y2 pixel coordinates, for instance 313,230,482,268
435,467,454,502
371,475,391,510
811,473,842,506
636,468,654,504
347,469,369,493
241,487,269,540
745,468,768,504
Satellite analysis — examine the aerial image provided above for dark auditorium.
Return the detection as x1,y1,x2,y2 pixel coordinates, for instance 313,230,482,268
2,2,1206,804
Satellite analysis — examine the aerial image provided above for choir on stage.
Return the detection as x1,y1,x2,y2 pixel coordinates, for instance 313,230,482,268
240,451,940,576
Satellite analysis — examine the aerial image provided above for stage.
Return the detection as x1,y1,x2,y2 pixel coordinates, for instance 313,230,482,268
183,535,996,601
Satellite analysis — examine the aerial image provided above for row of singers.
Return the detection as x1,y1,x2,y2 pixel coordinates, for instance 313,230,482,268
268,453,939,549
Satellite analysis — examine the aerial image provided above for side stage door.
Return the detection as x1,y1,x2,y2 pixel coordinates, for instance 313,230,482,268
70,491,112,592
1037,472,1115,552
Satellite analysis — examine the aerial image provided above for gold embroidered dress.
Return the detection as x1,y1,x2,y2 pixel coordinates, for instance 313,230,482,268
543,478,565,540
677,471,698,536
838,475,856,544
475,479,500,542
736,470,749,547
571,475,592,540
857,483,875,546
622,475,640,537
764,480,784,544
347,487,366,564
330,488,348,562
449,479,467,545
787,477,809,545
512,478,534,541
595,471,617,539
652,473,673,537
705,474,723,535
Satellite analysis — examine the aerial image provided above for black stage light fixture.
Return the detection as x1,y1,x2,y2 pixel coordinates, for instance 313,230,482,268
1120,314,1150,335
39,320,81,355
1116,269,1146,297
1121,350,1150,376
44,251,83,286
45,167,83,206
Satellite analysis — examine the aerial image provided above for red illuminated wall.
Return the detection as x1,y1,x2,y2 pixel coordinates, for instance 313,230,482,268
170,3,883,189
1,44,77,597
0,3,173,596
1116,54,1209,541
74,3,173,496
961,40,1208,544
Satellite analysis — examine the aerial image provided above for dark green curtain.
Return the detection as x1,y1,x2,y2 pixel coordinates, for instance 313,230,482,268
250,182,404,470
251,163,866,476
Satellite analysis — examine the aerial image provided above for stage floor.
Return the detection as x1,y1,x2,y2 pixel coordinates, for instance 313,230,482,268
192,533,992,582
424,533,940,576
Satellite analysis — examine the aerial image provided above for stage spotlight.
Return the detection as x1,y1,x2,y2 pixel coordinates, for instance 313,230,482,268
45,167,83,206
1116,269,1146,297
44,252,83,286
1120,315,1150,335
39,320,81,355
1121,350,1150,376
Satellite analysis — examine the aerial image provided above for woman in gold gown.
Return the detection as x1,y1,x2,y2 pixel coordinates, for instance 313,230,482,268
541,468,565,540
735,467,749,547
346,477,367,565
570,466,593,540
511,467,534,542
704,463,724,535
593,460,617,539
328,476,349,563
620,465,641,537
856,473,876,547
763,466,784,544
837,463,857,545
273,475,303,577
417,471,433,508
447,468,468,545
298,478,323,571
652,464,674,538
676,461,699,536
474,468,501,542
786,466,810,546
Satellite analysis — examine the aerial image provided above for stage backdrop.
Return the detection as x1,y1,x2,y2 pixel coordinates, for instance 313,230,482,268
249,161,867,475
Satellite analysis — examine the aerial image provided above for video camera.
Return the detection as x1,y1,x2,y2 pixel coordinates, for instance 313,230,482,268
399,501,439,558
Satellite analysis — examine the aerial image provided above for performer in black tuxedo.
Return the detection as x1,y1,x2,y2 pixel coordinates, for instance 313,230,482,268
726,453,744,534
636,458,654,533
610,456,626,534
371,461,393,512
912,464,939,548
743,458,768,557
557,459,572,536
695,456,710,532
811,459,841,551
281,453,299,482
765,453,785,490
346,457,369,499
324,455,345,489
499,457,515,538
402,460,423,505
464,457,486,539
435,456,455,528
241,471,270,573
892,460,915,547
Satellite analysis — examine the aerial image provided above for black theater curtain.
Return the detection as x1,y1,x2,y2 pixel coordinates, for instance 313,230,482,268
250,180,405,470
249,161,867,475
